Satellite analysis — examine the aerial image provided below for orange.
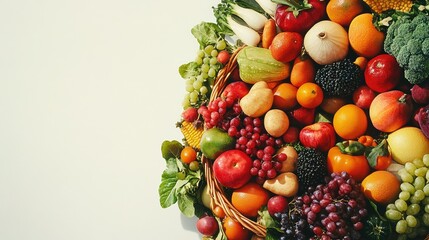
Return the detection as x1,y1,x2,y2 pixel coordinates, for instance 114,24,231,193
273,83,298,110
296,82,324,109
231,182,269,218
326,0,364,27
348,13,385,58
223,217,251,240
333,104,368,140
290,56,315,88
361,170,400,205
270,32,303,63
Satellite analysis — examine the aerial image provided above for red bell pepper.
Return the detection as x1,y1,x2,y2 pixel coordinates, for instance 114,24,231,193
273,0,326,35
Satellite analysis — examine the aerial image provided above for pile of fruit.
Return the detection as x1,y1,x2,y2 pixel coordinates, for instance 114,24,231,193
159,0,429,239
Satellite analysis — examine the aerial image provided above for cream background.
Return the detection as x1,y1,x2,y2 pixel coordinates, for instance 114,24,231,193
0,0,216,239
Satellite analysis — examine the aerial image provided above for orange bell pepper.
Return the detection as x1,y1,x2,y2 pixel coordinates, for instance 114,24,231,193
365,139,392,171
327,141,370,182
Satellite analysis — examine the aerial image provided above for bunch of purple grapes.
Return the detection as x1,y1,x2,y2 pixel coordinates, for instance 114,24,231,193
275,172,368,240
274,198,310,240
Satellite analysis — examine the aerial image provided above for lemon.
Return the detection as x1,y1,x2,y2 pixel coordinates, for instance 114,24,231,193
387,127,429,164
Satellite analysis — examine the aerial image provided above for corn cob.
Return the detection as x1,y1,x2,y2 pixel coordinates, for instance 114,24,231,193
363,0,413,14
180,121,204,149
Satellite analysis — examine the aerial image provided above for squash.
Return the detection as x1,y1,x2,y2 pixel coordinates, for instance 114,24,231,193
237,46,291,84
304,20,349,65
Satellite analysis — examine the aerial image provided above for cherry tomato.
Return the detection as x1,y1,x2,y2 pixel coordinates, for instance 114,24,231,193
180,146,197,164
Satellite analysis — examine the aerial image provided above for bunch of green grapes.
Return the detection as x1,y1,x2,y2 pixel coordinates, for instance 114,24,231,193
182,40,228,109
385,154,429,239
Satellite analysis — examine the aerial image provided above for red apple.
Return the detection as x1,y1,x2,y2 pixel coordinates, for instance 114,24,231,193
267,195,288,216
196,215,219,236
221,81,249,100
299,122,336,152
364,54,402,93
289,107,315,127
213,149,252,189
282,126,300,143
352,85,376,109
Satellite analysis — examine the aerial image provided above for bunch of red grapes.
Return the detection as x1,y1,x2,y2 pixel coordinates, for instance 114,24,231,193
198,93,287,184
274,172,368,240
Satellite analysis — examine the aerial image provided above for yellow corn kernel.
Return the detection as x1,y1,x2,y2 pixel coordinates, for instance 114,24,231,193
363,0,413,14
180,121,204,149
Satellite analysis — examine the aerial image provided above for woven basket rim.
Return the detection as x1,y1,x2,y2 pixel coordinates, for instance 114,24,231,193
203,46,267,238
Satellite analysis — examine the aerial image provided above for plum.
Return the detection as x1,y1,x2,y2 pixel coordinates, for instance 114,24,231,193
196,215,219,236
411,82,429,105
418,104,429,138
267,195,288,216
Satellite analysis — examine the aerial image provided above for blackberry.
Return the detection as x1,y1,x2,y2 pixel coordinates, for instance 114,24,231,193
315,58,362,97
296,147,328,193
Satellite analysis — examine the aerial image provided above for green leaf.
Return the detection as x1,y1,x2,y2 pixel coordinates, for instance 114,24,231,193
178,193,196,217
178,62,200,79
159,158,179,208
191,22,222,47
161,140,183,160
315,112,332,123
258,207,277,228
159,175,178,208
365,139,390,168
214,217,228,240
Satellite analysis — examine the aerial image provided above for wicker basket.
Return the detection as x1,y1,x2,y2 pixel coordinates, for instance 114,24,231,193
201,46,266,238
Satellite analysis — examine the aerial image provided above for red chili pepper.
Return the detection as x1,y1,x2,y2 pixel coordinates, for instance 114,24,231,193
273,0,326,35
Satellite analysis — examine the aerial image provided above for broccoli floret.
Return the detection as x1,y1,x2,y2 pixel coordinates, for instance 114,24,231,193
412,24,429,39
384,13,429,84
389,36,408,56
407,39,422,55
422,39,429,55
396,46,411,65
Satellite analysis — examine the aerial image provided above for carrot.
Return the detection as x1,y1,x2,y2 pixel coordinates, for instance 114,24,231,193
262,19,276,49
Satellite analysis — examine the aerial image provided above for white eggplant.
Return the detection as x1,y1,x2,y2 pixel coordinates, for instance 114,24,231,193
227,15,261,46
254,0,277,17
231,5,268,31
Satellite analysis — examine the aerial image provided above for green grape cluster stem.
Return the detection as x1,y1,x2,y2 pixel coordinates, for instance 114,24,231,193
182,40,228,109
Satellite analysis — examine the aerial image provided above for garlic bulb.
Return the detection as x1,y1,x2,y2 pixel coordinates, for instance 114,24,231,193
304,20,349,65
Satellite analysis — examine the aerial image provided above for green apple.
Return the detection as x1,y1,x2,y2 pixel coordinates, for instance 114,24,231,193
200,127,235,159
201,184,212,209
